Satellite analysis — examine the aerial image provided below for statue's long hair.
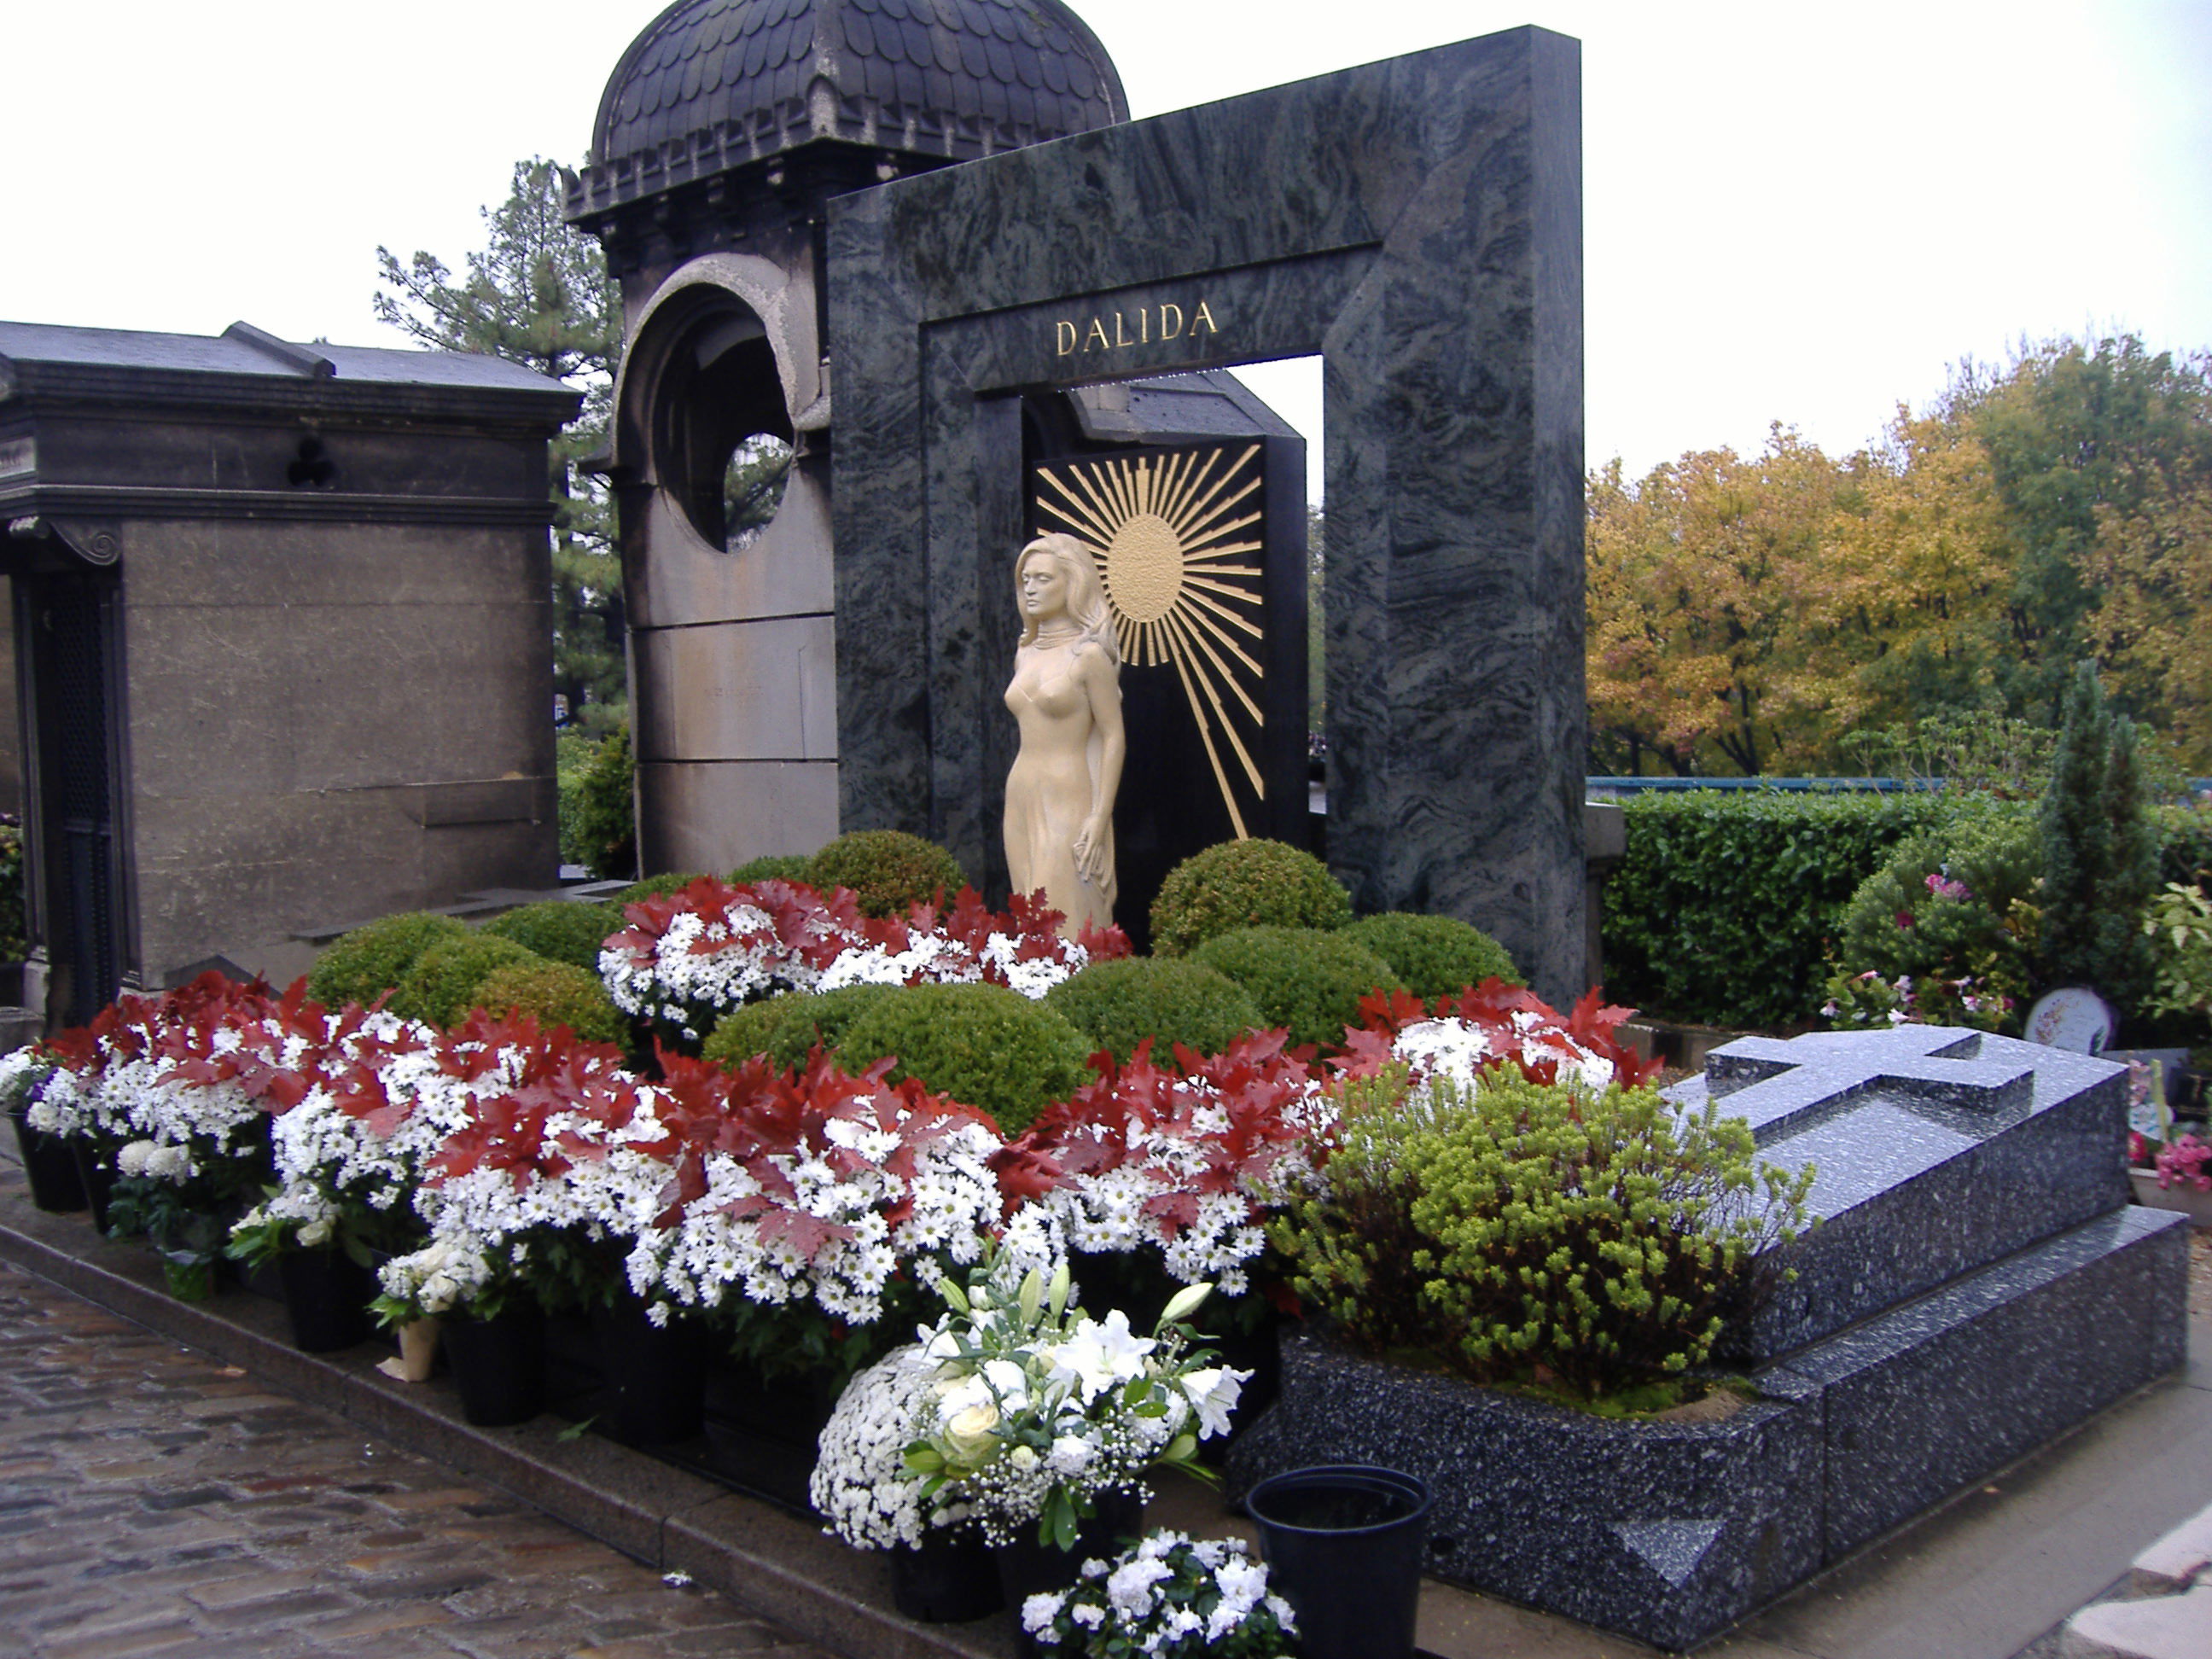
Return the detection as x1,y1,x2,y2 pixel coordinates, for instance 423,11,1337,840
1016,533,1118,661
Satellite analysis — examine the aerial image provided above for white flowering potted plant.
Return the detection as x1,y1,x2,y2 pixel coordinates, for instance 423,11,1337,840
900,1253,1249,1652
1020,1529,1297,1657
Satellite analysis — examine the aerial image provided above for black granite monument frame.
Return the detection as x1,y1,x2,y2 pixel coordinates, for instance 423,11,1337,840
830,26,1585,999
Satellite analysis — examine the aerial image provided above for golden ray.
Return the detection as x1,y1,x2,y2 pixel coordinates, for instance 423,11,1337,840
1036,473,1118,547
1167,446,1260,539
1182,540,1264,562
1181,584,1266,639
1171,600,1266,701
1163,609,1266,795
1165,642,1249,839
1181,498,1264,547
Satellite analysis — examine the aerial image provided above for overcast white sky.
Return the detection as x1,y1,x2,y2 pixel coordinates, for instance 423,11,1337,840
5,1,2206,476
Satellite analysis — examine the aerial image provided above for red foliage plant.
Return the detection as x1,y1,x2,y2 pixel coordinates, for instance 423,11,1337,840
1336,978,1664,1093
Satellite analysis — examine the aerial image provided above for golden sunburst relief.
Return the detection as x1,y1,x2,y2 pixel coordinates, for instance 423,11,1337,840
1033,442,1268,837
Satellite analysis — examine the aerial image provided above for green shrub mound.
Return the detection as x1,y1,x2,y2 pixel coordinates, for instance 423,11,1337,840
804,830,966,918
1188,926,1400,1053
826,982,1092,1134
387,934,539,1029
1043,958,1264,1065
1274,1070,1812,1399
306,912,473,1010
611,872,709,905
481,900,621,973
701,985,899,1073
473,959,629,1050
1343,912,1523,999
564,726,637,881
1150,837,1351,956
1834,811,2042,1027
729,853,814,887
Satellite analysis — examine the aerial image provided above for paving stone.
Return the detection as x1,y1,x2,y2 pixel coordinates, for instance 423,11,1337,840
0,1260,839,1659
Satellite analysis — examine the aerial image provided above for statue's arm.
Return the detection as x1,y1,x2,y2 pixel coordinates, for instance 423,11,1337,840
1074,645,1125,883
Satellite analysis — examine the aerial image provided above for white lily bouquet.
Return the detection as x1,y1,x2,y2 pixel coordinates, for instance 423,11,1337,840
902,1254,1250,1548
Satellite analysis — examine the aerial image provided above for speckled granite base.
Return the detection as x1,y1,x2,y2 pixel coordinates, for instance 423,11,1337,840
1229,1028,2192,1651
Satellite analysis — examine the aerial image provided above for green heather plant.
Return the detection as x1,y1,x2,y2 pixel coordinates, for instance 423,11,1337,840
306,911,472,1010
387,934,539,1029
481,900,621,973
1043,957,1264,1064
805,830,966,918
473,958,630,1051
828,982,1092,1134
1274,1070,1812,1400
701,985,899,1072
1344,912,1522,999
729,853,814,886
1150,838,1352,956
1189,926,1400,1054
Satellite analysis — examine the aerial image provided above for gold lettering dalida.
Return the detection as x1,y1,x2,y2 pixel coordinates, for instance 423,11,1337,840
1049,299,1220,353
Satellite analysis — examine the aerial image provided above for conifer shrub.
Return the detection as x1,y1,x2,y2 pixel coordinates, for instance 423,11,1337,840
826,982,1093,1134
387,934,538,1029
2040,664,2159,1008
1042,957,1265,1064
481,900,621,973
1273,1070,1812,1400
729,853,814,887
1188,926,1400,1054
701,985,899,1073
1150,837,1353,956
804,830,966,918
1344,912,1523,1000
612,872,709,906
473,958,629,1050
306,912,472,1010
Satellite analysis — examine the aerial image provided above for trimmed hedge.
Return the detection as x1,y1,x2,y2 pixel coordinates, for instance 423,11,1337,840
1190,925,1401,1053
481,900,621,973
1044,957,1264,1065
1344,912,1522,1000
306,912,473,1011
611,872,708,905
827,982,1093,1135
701,986,899,1073
387,934,539,1028
474,958,629,1051
805,830,966,918
729,853,814,887
1150,838,1352,956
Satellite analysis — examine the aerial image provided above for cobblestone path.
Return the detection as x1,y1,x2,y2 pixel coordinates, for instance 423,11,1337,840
0,1262,836,1659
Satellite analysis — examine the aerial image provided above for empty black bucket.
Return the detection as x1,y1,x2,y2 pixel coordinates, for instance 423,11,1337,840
1246,1464,1432,1659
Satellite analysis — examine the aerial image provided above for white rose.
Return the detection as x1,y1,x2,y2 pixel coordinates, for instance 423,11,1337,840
297,1217,334,1249
945,1402,1000,1464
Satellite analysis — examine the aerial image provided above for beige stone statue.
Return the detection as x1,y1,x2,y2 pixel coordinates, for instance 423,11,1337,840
1004,533,1124,935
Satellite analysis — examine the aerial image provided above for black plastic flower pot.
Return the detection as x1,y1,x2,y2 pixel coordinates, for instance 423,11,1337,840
992,1488,1144,1659
890,1528,1004,1623
9,1103,86,1213
441,1301,547,1427
70,1144,115,1235
276,1248,378,1353
589,1292,705,1446
1246,1464,1432,1659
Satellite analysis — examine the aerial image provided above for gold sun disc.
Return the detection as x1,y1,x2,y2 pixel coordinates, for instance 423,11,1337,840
1104,513,1185,622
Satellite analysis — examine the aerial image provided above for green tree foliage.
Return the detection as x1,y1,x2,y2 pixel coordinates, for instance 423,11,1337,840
2039,664,2159,1004
374,158,627,731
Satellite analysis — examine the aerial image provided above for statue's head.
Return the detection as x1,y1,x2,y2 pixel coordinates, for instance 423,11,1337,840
1016,533,1116,657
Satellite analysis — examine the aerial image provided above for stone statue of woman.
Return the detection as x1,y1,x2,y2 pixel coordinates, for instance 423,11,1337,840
1003,533,1124,936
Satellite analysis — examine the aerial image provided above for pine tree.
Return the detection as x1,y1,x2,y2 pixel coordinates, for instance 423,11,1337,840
2037,662,2157,1007
374,159,627,731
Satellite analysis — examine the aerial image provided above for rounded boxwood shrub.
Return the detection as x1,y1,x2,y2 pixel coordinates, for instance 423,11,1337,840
805,830,967,918
481,900,622,973
473,958,629,1051
729,853,814,887
701,985,899,1073
387,934,539,1029
1189,925,1400,1053
827,982,1092,1134
611,872,709,906
1150,837,1352,956
306,911,472,1010
1344,912,1523,1000
1043,957,1264,1065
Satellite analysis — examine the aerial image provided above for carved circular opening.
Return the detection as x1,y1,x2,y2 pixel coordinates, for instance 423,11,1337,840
648,293,794,552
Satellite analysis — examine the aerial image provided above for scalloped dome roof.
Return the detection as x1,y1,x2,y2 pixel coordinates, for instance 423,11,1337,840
582,0,1126,208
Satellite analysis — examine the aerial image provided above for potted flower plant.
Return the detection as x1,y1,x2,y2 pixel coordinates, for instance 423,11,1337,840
1019,1529,1297,1657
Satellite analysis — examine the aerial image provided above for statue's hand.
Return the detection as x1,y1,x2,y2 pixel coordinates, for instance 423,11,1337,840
1074,815,1110,885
